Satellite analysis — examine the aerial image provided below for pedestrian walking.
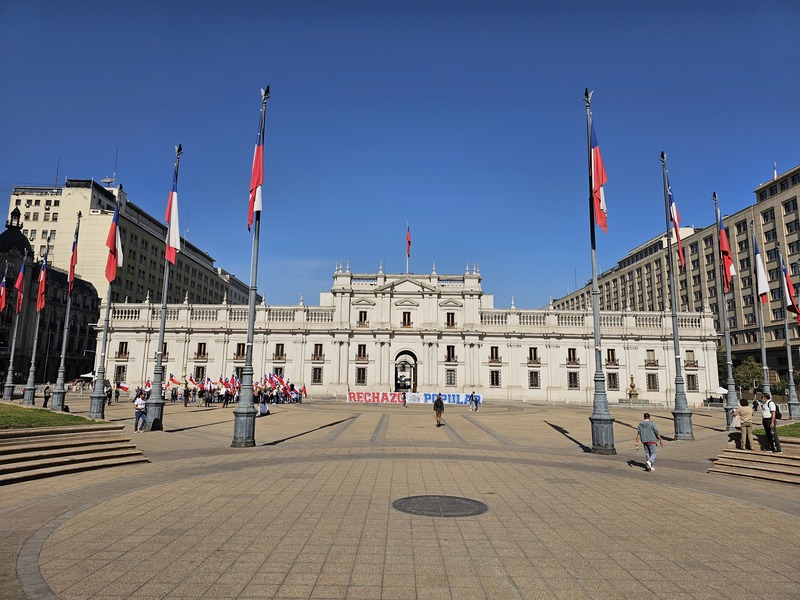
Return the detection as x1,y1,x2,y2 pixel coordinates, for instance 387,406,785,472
635,413,662,471
114,386,120,403
42,383,51,408
758,392,782,453
133,392,147,432
733,398,754,451
468,391,476,412
433,393,444,427
402,391,407,408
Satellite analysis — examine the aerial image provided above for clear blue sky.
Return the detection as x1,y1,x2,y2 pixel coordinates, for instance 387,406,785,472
1,1,797,307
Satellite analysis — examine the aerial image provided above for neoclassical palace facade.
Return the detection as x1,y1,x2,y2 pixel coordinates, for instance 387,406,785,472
101,266,720,406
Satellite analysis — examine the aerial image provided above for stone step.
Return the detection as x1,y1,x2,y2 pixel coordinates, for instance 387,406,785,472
0,435,133,455
0,455,150,486
708,464,800,485
0,425,126,447
0,441,138,465
0,448,147,477
713,456,800,476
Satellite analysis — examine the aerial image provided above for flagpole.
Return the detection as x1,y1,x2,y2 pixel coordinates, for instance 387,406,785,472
713,195,737,429
146,145,183,431
3,251,26,400
52,212,82,411
233,86,269,448
22,237,51,405
778,242,799,416
660,152,693,440
584,89,615,454
750,220,771,398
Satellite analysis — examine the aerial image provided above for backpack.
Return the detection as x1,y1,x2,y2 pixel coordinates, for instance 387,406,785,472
769,400,782,420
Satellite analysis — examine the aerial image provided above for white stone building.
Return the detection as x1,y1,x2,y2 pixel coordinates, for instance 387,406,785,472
100,265,719,406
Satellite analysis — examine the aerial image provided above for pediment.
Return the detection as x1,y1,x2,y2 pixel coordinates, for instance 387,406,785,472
352,298,376,306
395,298,420,307
438,299,463,308
374,277,438,295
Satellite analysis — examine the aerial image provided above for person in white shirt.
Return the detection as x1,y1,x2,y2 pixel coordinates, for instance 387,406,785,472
759,392,782,454
133,392,147,433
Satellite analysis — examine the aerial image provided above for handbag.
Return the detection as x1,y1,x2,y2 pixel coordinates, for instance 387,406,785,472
731,414,741,428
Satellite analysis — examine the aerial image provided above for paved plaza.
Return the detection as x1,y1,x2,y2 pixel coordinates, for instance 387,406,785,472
1,394,798,600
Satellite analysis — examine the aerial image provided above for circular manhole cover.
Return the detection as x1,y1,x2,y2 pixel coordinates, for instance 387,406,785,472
392,495,489,517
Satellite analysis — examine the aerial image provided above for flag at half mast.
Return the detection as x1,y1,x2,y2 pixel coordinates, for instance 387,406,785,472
590,124,608,233
667,176,685,269
247,88,268,231
782,257,800,323
718,212,736,292
753,236,769,305
36,250,47,312
14,259,25,314
68,221,79,295
105,202,123,282
165,145,182,264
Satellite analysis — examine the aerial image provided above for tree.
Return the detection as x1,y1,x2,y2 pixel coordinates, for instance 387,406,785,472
733,356,763,391
717,348,729,383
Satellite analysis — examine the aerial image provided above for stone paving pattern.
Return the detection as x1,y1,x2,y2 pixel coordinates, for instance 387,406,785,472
1,394,798,599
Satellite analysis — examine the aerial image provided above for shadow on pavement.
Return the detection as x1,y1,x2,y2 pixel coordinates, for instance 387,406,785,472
544,421,591,453
166,419,233,432
262,417,355,446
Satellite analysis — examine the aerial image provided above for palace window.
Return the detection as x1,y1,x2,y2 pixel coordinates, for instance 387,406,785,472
490,370,501,387
489,346,500,363
402,311,412,327
355,367,367,385
312,367,323,385
686,374,698,392
528,347,539,365
606,348,617,366
358,310,368,326
445,345,456,362
312,343,323,360
445,369,456,386
356,344,368,360
646,373,659,392
567,372,579,390
274,343,285,360
567,348,578,365
194,366,206,382
446,312,456,327
528,371,540,389
607,372,619,391
235,343,246,360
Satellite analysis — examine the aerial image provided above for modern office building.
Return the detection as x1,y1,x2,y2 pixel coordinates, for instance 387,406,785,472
100,266,719,406
553,164,800,381
7,180,254,306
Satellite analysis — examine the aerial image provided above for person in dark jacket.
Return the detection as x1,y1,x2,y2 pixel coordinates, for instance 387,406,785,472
635,413,663,471
433,394,445,427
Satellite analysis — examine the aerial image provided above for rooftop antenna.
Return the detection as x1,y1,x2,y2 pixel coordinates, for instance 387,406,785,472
100,148,119,187
53,156,60,187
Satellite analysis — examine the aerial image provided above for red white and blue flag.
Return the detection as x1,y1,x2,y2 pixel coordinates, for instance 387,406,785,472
718,212,736,293
68,221,79,295
667,176,685,269
145,378,152,391
247,89,268,230
782,257,800,323
14,259,25,314
754,236,769,305
118,382,130,392
406,225,412,258
590,123,608,233
36,251,47,312
165,146,181,264
169,373,181,386
105,202,123,282
0,271,6,314
188,374,196,386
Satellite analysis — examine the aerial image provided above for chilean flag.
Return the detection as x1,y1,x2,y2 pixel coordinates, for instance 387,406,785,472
590,124,608,233
105,202,123,282
169,373,181,386
247,88,268,231
0,271,6,313
754,237,769,305
406,224,412,258
667,176,685,269
188,374,196,386
145,378,152,391
165,145,181,264
718,212,736,293
782,257,800,323
15,259,25,314
68,221,79,295
36,251,47,312
118,382,130,392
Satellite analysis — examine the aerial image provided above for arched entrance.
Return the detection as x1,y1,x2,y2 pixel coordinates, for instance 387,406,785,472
394,351,417,393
